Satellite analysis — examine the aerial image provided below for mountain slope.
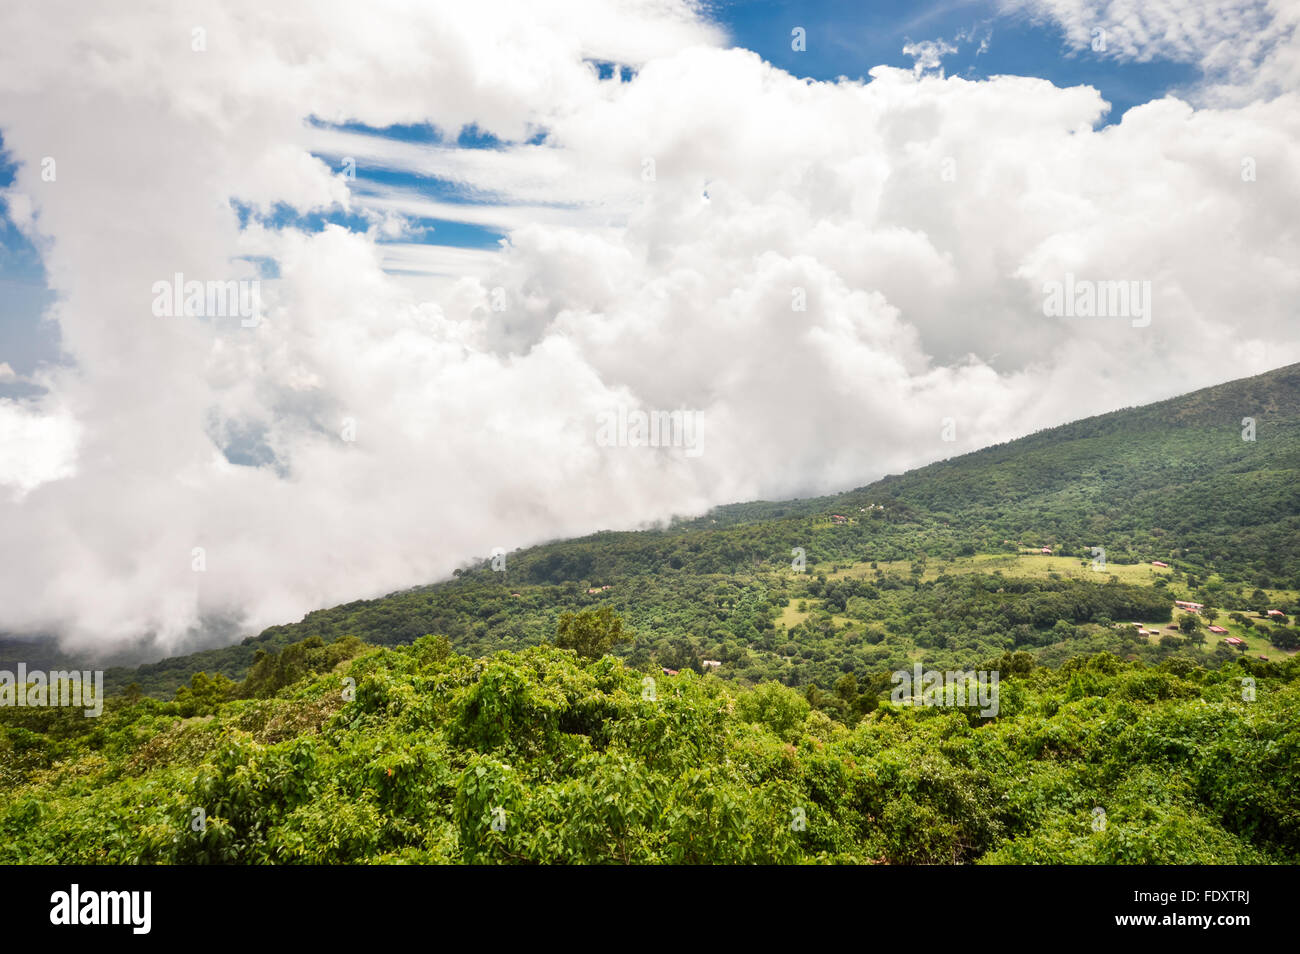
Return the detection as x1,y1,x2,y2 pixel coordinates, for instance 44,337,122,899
49,361,1300,698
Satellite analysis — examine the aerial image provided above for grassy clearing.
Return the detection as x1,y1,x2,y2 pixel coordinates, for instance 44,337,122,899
819,553,1297,602
778,599,810,630
788,552,1298,662
820,552,1173,584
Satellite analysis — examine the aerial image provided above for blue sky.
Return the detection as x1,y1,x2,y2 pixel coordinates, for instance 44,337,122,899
713,0,1197,116
0,0,1203,384
0,150,56,389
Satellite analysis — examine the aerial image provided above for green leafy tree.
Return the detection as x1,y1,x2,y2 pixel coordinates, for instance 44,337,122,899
174,671,237,717
735,682,810,740
835,672,859,706
554,605,628,659
1269,627,1299,651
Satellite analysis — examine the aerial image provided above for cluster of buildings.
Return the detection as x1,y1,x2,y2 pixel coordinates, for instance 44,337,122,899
1113,596,1290,661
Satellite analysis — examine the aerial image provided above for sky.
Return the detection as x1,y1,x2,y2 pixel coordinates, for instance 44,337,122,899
0,0,1297,660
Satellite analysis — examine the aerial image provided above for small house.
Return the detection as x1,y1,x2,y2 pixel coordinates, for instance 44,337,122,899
701,660,721,670
1151,561,1169,568
1208,625,1228,634
1224,637,1246,646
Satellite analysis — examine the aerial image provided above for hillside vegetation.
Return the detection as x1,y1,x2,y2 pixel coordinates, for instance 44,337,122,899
2,639,1296,864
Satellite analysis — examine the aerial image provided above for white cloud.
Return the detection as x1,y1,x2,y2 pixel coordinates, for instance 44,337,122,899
0,401,78,496
0,1,1296,658
1002,0,1300,104
903,39,960,76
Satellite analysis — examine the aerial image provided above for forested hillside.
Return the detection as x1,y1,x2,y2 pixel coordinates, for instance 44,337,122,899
82,362,1300,699
2,639,1296,864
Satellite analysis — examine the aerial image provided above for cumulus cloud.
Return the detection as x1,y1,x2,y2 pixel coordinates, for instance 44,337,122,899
0,400,77,495
0,0,1297,659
